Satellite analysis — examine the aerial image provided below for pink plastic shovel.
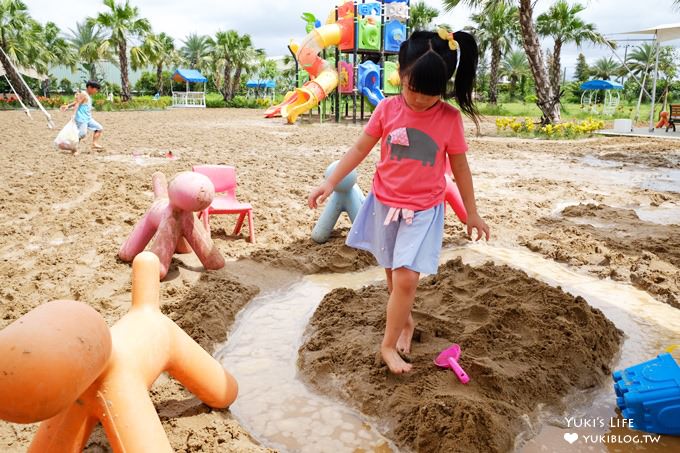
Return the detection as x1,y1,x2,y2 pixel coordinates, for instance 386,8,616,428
434,344,470,384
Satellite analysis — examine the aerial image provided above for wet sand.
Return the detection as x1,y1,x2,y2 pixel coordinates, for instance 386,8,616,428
1,108,679,451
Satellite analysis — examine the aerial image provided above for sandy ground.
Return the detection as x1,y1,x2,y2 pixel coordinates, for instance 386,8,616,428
0,107,678,452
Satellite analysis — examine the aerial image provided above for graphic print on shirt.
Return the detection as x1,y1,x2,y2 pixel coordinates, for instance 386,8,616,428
386,127,439,167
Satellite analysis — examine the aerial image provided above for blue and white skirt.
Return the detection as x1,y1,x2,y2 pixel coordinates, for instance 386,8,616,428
346,192,445,275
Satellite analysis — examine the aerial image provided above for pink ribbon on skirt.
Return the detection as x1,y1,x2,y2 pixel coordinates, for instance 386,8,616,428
384,207,415,226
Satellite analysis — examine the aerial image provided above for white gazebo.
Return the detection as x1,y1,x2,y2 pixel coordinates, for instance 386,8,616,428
622,23,680,132
171,69,207,108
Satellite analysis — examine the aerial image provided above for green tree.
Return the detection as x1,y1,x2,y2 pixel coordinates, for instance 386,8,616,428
574,52,590,82
67,21,113,82
209,30,239,101
31,21,75,96
469,2,518,104
410,1,440,31
181,33,211,70
590,57,620,80
140,32,176,93
445,0,560,123
230,34,262,99
89,0,152,101
0,0,40,103
536,0,607,96
501,49,530,99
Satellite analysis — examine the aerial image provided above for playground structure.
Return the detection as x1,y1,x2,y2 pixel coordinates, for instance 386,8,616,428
171,69,208,108
311,161,366,244
580,79,623,116
118,171,225,280
265,0,410,124
27,252,238,452
613,351,680,435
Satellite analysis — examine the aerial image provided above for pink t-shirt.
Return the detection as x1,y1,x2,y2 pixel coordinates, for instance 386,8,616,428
364,96,468,211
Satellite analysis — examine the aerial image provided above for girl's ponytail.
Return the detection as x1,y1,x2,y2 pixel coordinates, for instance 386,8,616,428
452,31,480,127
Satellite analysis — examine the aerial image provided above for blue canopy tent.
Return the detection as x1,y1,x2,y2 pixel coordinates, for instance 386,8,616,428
171,69,208,108
246,79,277,100
580,79,623,115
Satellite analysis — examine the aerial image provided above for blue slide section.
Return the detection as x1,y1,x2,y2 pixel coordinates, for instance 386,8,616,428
358,61,385,107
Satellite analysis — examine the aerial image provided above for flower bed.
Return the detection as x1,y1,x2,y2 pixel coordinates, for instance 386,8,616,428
496,117,605,139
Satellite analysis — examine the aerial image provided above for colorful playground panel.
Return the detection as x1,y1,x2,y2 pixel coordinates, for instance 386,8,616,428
613,352,680,435
384,0,410,22
338,61,355,94
384,61,400,94
385,20,406,52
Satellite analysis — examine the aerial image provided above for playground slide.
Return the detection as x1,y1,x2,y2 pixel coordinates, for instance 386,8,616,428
264,91,299,118
361,85,385,107
270,18,353,124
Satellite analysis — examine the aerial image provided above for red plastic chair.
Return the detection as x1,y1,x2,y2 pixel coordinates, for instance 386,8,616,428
192,165,255,243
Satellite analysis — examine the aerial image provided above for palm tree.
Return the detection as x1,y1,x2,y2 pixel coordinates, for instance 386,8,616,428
626,43,656,78
32,21,75,96
210,30,239,101
181,33,211,70
0,0,37,103
590,57,620,80
90,0,151,101
230,34,261,99
445,0,560,123
536,0,607,97
67,21,112,81
140,32,176,93
410,1,440,31
469,2,518,104
501,49,529,100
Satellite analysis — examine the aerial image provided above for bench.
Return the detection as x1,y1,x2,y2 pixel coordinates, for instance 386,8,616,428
667,104,680,132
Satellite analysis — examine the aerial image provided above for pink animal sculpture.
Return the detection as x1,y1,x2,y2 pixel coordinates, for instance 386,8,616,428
119,171,225,280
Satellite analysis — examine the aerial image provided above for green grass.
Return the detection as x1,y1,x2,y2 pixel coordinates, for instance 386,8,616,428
478,102,654,124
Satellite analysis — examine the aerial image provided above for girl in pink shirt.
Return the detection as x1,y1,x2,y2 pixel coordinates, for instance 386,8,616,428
308,29,490,374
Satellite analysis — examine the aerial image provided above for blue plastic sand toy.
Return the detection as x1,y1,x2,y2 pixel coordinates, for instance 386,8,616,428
613,352,680,435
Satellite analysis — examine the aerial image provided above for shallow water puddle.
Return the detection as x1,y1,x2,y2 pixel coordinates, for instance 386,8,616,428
215,270,395,453
216,245,679,452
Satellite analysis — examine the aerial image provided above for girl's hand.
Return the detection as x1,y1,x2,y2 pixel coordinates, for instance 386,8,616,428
308,182,334,209
466,213,490,241
60,105,68,112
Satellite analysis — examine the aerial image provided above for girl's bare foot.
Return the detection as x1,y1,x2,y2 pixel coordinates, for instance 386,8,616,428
396,314,415,354
381,345,412,374
92,143,104,150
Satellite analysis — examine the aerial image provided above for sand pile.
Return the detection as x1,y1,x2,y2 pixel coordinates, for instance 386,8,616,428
299,258,623,453
250,230,376,273
524,204,680,308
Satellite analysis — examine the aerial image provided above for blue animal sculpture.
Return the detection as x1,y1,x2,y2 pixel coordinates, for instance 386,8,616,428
311,161,365,244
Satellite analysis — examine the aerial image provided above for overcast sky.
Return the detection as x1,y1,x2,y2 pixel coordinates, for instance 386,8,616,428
24,0,680,77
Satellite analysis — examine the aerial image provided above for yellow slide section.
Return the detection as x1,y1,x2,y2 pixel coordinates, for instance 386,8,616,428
280,22,348,124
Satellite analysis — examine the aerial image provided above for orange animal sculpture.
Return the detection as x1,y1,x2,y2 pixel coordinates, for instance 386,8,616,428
0,301,112,424
657,111,670,129
119,171,225,280
28,252,238,452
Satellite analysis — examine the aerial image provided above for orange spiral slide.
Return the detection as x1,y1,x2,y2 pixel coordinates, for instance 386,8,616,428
265,16,354,124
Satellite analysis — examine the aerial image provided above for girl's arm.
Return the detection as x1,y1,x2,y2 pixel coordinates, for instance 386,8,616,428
308,132,379,209
449,153,490,241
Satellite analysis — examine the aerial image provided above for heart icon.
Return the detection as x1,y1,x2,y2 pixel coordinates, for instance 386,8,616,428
564,433,579,444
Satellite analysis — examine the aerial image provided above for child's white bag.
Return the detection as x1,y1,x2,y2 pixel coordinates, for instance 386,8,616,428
54,119,79,150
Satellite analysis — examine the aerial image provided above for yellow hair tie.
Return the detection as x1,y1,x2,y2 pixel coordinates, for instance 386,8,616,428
437,27,459,51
